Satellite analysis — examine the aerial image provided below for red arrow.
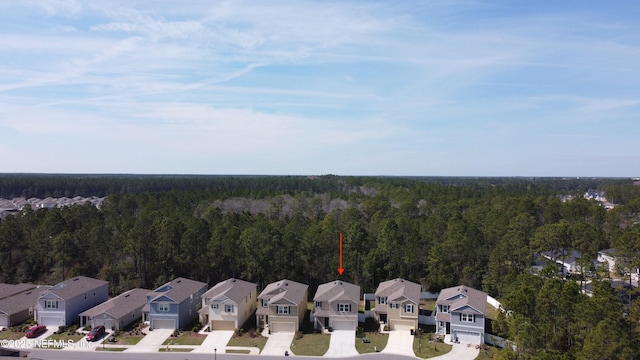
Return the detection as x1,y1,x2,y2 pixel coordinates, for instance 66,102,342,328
338,232,344,276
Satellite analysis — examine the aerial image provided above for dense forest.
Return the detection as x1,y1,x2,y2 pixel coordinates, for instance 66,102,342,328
1,174,640,359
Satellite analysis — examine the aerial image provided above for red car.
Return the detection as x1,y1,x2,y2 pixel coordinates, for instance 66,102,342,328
86,325,106,341
24,325,47,338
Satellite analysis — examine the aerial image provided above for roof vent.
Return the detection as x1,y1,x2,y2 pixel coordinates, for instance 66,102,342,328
73,278,80,281
177,279,182,283
232,279,236,283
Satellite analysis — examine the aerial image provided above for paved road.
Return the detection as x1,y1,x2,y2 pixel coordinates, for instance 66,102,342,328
324,330,358,357
262,332,295,356
381,330,415,357
125,328,173,353
191,330,234,353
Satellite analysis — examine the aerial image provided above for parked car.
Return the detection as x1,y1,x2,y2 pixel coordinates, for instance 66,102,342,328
86,325,106,341
24,325,47,338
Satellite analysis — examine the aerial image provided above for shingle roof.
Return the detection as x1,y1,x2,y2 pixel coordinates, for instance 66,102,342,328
258,279,308,306
79,288,150,319
374,278,421,304
148,277,206,304
203,278,256,304
39,276,108,301
0,285,50,316
0,283,36,300
436,285,486,315
314,280,360,303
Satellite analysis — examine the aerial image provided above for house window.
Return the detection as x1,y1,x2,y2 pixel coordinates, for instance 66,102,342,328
461,313,474,323
338,303,351,312
44,300,58,309
84,293,87,300
378,297,387,304
159,302,170,312
225,304,235,313
261,299,269,307
441,305,449,313
276,306,290,314
390,303,398,309
315,301,322,309
404,304,414,313
211,303,219,310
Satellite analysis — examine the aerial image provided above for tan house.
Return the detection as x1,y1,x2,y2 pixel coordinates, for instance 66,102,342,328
372,278,421,331
313,280,360,331
256,279,308,333
199,278,257,331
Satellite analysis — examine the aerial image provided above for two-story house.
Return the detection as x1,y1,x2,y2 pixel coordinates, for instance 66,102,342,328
199,278,257,331
256,279,308,333
143,277,207,330
36,276,109,327
434,285,486,345
313,280,360,331
372,278,420,331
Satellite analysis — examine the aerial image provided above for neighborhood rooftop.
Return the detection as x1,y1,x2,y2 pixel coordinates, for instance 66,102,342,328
436,285,487,314
79,288,150,320
0,283,36,300
202,278,256,303
258,279,308,304
148,277,207,303
375,278,421,303
0,285,50,317
40,276,109,301
314,280,360,303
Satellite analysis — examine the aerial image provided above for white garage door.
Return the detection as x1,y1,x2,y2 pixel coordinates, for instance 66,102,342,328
455,331,481,345
331,320,356,331
391,320,414,331
0,315,9,327
152,319,176,329
40,316,64,326
270,322,295,333
94,319,116,331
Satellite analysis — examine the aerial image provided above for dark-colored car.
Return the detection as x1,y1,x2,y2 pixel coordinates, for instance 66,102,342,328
86,325,106,341
24,325,47,338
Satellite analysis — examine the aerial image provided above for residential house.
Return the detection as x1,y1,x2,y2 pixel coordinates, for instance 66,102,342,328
313,280,360,331
36,276,109,327
199,278,257,331
0,285,50,328
79,288,150,331
541,250,591,274
372,278,421,331
598,248,640,281
143,277,207,330
0,283,36,300
434,285,487,345
256,279,308,333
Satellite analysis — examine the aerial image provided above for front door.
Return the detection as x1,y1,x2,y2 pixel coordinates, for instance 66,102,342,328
324,317,329,328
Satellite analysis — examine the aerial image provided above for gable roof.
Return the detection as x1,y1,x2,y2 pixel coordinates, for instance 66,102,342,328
0,285,50,316
203,278,256,304
79,288,150,319
374,278,421,304
39,276,108,301
436,285,487,315
148,277,206,304
314,280,360,303
0,283,36,300
258,279,308,306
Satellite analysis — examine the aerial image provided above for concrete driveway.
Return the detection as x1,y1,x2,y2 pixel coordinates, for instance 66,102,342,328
66,330,111,351
324,330,358,357
10,326,59,349
428,343,480,360
192,330,234,353
125,328,173,353
381,330,415,357
261,332,295,355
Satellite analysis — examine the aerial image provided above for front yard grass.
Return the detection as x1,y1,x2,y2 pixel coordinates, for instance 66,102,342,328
162,331,206,345
413,332,452,358
226,349,251,354
0,329,25,340
475,345,500,360
228,331,266,351
355,332,388,353
46,326,84,342
290,332,330,356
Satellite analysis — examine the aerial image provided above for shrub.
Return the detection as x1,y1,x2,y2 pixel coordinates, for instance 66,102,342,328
294,331,303,340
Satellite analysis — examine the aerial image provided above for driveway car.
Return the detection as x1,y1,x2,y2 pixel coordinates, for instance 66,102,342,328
24,325,47,338
86,325,106,341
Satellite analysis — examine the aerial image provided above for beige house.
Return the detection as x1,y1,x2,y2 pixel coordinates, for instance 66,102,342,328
372,278,421,331
313,280,360,331
199,278,257,331
256,279,308,333
79,288,150,331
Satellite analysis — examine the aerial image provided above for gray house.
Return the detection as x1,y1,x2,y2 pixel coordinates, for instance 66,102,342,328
0,285,50,328
435,285,487,345
313,280,360,331
0,283,37,300
143,277,207,330
79,288,150,331
36,276,109,327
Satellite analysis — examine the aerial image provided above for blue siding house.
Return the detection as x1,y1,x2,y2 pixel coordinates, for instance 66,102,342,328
36,276,109,327
143,277,207,330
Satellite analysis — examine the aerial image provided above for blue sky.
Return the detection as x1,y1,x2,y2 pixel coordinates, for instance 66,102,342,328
1,1,639,176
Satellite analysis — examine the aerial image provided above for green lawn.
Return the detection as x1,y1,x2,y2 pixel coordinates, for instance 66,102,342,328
159,347,192,352
0,330,25,340
355,332,388,353
47,332,84,342
162,331,206,345
414,333,452,358
228,332,266,351
226,349,251,354
485,305,500,321
475,345,500,360
420,299,436,312
290,332,330,356
96,347,127,352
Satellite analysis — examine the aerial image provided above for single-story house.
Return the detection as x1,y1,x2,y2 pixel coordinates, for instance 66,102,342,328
435,285,487,345
0,283,36,300
79,288,150,331
199,278,257,331
256,279,308,333
36,276,109,327
313,280,360,331
143,277,207,330
372,278,421,331
0,285,50,328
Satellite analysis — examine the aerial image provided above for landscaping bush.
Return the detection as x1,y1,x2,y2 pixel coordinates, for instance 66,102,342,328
294,331,303,340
